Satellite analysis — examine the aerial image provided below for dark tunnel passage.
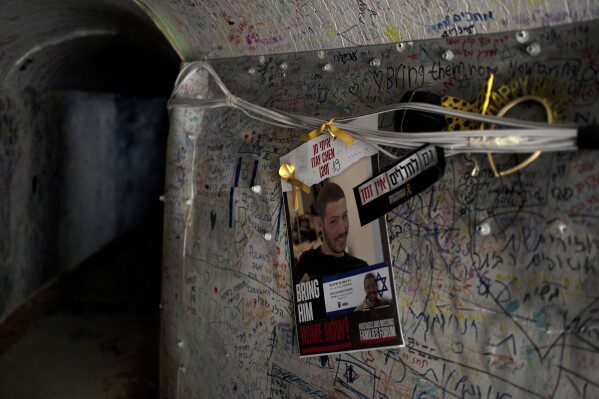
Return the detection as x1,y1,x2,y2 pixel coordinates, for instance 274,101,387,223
0,0,180,397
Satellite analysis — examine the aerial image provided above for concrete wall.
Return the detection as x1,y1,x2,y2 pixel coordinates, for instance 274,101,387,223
0,90,168,321
0,1,598,397
161,21,599,398
141,0,599,60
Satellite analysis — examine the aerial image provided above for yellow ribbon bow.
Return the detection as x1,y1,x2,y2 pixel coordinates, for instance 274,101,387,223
300,118,354,145
278,163,311,210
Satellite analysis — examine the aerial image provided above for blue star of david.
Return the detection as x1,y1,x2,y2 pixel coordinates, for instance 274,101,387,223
344,364,358,383
375,273,388,297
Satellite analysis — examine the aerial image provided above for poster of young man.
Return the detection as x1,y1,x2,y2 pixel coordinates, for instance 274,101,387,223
280,117,404,358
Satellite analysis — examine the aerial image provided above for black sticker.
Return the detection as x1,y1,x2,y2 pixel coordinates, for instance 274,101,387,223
353,145,445,226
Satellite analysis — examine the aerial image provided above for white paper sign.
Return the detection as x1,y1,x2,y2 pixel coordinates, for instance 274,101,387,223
280,116,378,192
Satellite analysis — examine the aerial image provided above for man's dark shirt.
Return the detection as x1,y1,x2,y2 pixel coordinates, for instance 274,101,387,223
293,246,368,320
293,246,368,284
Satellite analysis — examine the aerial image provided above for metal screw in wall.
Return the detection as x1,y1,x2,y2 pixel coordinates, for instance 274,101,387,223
395,42,406,52
370,58,381,68
516,30,530,44
258,55,266,64
322,62,333,72
279,62,288,70
317,50,325,59
248,67,256,75
476,222,491,236
442,49,454,62
471,160,480,177
526,42,541,56
558,222,568,235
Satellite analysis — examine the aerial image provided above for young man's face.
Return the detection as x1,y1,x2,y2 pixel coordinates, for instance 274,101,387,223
318,197,349,255
364,278,378,302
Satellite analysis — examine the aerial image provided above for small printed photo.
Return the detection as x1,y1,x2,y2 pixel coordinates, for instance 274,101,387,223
355,270,393,311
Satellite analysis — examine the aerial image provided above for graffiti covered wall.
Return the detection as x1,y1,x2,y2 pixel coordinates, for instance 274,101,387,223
162,20,599,398
140,0,599,59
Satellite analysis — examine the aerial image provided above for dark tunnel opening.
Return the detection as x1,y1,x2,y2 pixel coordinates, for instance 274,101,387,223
20,34,181,95
0,2,180,397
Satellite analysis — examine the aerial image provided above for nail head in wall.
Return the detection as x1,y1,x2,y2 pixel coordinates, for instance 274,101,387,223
396,42,406,52
248,67,256,75
558,222,568,234
476,222,491,236
442,49,454,62
370,58,381,68
317,50,325,59
279,62,288,70
471,161,480,177
526,42,541,56
516,30,530,44
251,185,262,194
263,233,272,241
258,55,266,64
322,62,333,72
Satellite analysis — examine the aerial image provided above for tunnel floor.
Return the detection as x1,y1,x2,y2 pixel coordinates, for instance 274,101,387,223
0,227,161,398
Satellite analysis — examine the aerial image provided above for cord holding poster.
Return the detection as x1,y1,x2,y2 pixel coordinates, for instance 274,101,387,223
280,117,404,357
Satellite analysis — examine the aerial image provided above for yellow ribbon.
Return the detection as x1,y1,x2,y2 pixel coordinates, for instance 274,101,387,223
479,74,494,116
300,118,354,145
279,163,311,210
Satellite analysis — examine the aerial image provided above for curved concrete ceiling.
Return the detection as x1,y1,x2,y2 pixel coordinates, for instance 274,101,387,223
0,0,179,92
1,0,597,90
139,0,598,60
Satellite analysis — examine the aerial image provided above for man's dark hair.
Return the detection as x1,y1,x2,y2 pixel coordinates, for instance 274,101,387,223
364,273,376,284
316,182,345,219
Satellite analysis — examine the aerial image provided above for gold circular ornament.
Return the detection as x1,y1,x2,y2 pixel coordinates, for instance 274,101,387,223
487,95,553,177
443,75,570,177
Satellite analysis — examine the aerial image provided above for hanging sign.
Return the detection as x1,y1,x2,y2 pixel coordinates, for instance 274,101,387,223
282,146,405,357
280,117,378,194
353,144,445,226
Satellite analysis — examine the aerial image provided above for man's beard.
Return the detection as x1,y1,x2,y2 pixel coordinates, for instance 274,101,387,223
324,231,347,254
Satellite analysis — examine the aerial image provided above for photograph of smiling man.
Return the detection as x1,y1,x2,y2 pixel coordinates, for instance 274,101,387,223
285,155,404,357
294,182,366,278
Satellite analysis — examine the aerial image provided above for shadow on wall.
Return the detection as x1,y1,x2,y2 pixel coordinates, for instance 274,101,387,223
0,88,172,321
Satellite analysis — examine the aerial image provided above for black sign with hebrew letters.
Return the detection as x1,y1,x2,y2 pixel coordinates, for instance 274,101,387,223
353,145,445,226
